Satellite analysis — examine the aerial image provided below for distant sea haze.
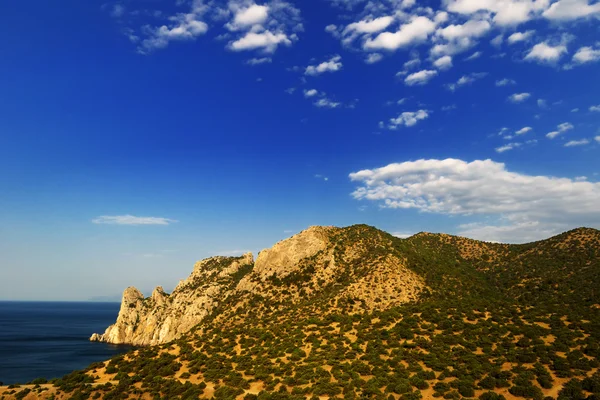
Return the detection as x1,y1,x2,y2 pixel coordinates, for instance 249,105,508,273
0,301,132,385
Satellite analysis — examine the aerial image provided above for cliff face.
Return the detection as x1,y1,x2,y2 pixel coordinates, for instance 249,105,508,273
91,226,427,346
90,252,254,346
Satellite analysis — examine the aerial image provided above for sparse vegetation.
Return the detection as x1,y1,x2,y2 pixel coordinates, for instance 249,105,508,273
2,225,599,400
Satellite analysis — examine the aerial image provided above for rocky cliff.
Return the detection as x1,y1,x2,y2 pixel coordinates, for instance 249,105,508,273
91,225,426,346
90,252,254,346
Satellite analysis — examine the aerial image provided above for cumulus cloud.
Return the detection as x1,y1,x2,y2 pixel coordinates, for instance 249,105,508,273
391,232,414,239
92,215,178,225
525,42,568,63
596,135,600,142
314,97,341,108
304,88,319,97
404,69,438,86
508,92,531,103
365,53,384,64
516,126,533,135
222,0,302,53
345,15,395,35
138,1,209,53
348,158,600,242
465,51,482,60
446,72,487,91
496,142,522,153
388,110,430,128
227,4,269,30
436,18,491,41
364,16,436,51
246,57,272,65
305,55,343,75
537,98,548,108
229,30,291,52
133,0,302,54
507,30,535,44
433,55,453,70
572,46,600,64
590,105,600,112
430,16,492,57
564,139,590,147
543,0,600,20
546,122,574,138
496,78,516,86
444,0,550,25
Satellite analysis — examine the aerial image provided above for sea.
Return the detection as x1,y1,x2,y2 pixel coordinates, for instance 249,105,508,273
0,301,133,385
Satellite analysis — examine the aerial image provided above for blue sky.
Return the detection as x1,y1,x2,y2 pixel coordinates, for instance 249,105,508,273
1,0,599,300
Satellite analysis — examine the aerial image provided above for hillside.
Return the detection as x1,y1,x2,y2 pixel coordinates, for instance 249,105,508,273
91,226,426,346
1,225,599,400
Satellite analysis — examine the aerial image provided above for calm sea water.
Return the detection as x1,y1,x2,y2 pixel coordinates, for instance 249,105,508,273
0,301,133,385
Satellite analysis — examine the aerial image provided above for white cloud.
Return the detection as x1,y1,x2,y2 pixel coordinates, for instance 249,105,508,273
246,57,272,65
525,42,568,63
437,18,491,41
465,51,482,60
305,55,343,76
564,139,590,147
537,98,548,108
508,92,531,103
543,0,600,20
507,30,535,44
218,249,254,257
229,30,291,52
496,142,522,153
430,17,491,57
595,136,600,143
229,4,269,29
92,215,177,226
344,15,395,35
403,58,421,70
573,46,600,64
446,72,487,91
314,174,329,181
491,34,504,47
546,122,574,138
388,110,430,128
391,232,414,239
365,53,384,64
225,0,302,53
304,89,319,97
496,78,516,86
571,108,580,112
314,97,341,108
396,57,421,75
516,126,533,135
444,0,551,25
349,158,600,242
590,105,600,112
404,69,438,86
138,3,209,53
433,55,453,70
363,16,436,51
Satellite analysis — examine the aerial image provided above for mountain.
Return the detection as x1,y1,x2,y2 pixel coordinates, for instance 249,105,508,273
90,226,425,346
2,225,600,400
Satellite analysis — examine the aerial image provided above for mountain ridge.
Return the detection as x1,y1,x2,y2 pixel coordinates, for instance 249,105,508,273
2,224,600,400
90,225,599,347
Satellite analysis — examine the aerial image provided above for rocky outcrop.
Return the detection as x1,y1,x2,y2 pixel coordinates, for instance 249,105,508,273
91,226,428,346
90,253,254,346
